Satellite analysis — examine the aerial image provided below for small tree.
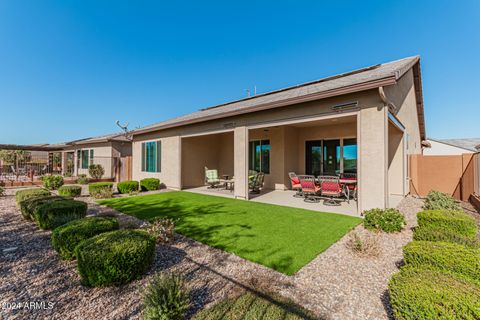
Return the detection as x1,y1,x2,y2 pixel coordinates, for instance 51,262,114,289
0,150,31,165
88,164,105,179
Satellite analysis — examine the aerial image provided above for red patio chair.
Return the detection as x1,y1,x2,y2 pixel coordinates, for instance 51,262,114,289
298,175,321,203
288,172,303,198
319,175,348,205
341,172,357,201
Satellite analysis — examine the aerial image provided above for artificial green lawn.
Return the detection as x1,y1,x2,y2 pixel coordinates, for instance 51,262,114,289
99,191,361,275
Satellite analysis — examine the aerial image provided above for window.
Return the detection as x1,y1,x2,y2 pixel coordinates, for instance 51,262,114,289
141,141,161,173
343,138,357,173
81,150,89,169
89,149,94,165
249,140,270,174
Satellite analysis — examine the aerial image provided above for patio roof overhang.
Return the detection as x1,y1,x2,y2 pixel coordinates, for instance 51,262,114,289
0,144,65,152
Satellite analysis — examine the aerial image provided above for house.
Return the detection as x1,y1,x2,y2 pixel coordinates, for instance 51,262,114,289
130,56,426,213
423,138,480,156
58,133,132,179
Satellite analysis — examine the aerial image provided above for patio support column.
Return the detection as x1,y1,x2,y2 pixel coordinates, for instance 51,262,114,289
234,126,249,200
357,106,388,212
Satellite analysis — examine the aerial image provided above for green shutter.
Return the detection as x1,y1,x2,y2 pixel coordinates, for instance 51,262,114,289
89,149,94,165
141,142,146,172
156,141,161,172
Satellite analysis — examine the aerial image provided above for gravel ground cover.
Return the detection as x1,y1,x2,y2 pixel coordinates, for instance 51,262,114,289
1,187,425,320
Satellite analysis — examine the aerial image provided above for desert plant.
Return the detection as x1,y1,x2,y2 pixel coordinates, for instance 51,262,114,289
77,174,89,185
388,267,480,320
52,217,119,260
15,188,51,204
75,229,156,286
142,272,190,320
117,180,139,194
403,241,480,281
147,218,176,244
88,164,105,179
363,208,406,233
140,178,160,191
89,182,114,199
423,191,461,211
42,175,64,190
58,185,82,197
345,231,381,257
32,198,87,229
416,210,477,238
19,195,65,220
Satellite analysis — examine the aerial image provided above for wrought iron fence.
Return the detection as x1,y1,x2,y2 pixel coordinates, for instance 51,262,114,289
0,152,119,182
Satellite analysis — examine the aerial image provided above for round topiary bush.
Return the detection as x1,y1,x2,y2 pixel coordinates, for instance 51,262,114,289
88,182,114,199
117,180,139,194
417,210,477,238
389,267,480,320
15,188,51,204
52,217,119,260
140,178,160,191
403,241,480,281
19,195,65,220
58,185,82,197
363,208,406,233
42,175,65,190
32,198,87,229
75,229,156,287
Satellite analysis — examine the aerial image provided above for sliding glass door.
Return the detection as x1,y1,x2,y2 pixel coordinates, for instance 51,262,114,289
305,139,357,176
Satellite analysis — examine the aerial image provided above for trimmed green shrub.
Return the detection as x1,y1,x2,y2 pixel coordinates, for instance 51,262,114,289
42,175,64,190
417,210,477,238
77,174,89,185
58,185,82,197
89,182,114,199
15,188,51,204
363,208,405,233
117,180,139,194
413,224,479,247
143,273,190,320
75,229,156,287
389,267,480,320
19,195,64,220
32,198,87,229
140,178,160,191
52,217,119,260
0,180,5,197
423,190,461,211
403,241,480,281
88,164,105,179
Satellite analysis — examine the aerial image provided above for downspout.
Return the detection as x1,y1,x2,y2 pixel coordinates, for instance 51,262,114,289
379,86,397,112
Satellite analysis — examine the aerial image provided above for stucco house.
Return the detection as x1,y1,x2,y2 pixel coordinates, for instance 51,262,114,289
423,138,480,156
130,56,426,213
58,133,132,179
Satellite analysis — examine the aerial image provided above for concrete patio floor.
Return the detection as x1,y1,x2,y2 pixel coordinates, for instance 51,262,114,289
184,186,359,217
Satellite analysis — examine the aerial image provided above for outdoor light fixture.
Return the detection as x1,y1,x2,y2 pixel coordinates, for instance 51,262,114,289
331,101,358,111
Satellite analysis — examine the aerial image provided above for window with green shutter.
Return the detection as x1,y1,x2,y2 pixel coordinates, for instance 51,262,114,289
81,150,89,169
89,149,94,165
141,141,161,173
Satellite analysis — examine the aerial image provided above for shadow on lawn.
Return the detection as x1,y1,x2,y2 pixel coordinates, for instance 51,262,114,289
101,195,304,275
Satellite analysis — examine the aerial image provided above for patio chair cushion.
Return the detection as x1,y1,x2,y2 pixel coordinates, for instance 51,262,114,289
205,169,220,183
321,181,342,195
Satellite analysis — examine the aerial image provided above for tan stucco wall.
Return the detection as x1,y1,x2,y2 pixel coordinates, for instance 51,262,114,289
180,132,233,188
388,122,405,197
62,142,115,178
132,135,181,189
384,68,423,197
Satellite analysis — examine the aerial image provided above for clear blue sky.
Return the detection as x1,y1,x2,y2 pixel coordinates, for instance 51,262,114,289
1,1,479,144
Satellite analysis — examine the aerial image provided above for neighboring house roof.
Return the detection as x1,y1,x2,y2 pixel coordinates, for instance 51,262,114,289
63,132,130,146
429,138,480,152
132,56,425,138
